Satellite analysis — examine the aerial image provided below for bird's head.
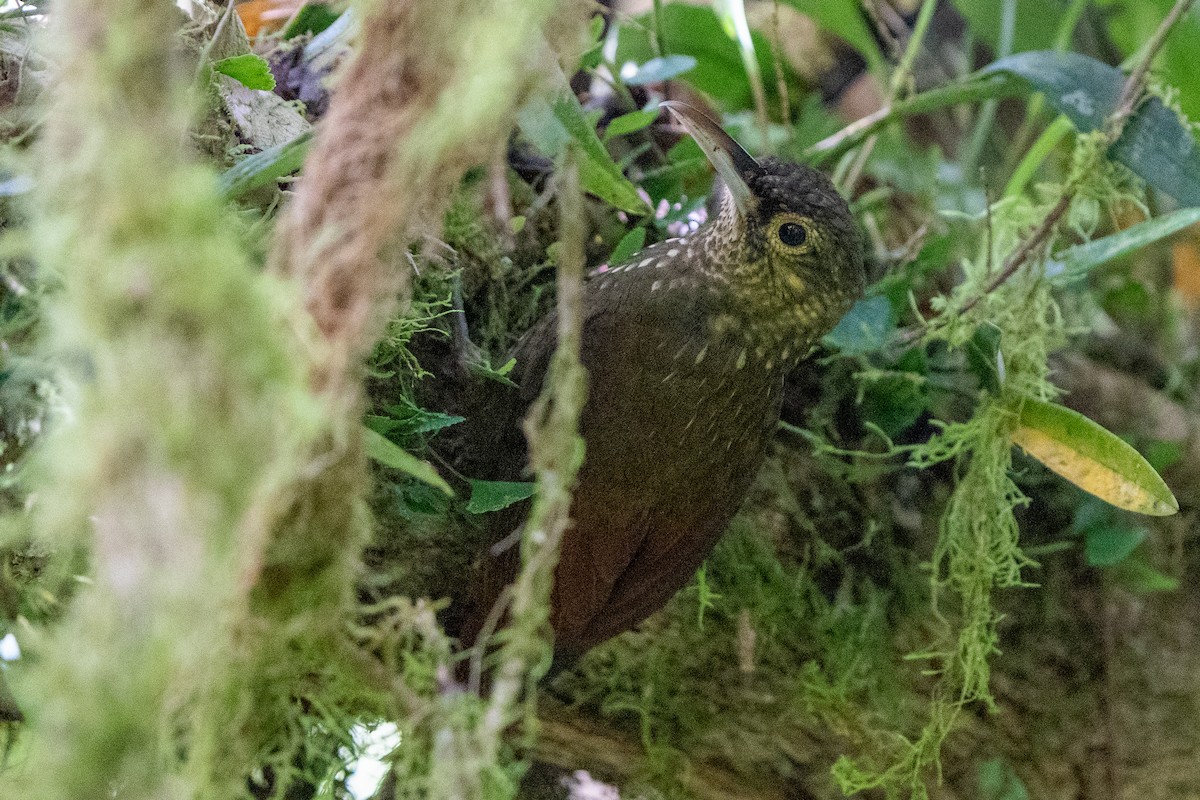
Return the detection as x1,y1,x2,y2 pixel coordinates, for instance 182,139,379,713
663,103,865,352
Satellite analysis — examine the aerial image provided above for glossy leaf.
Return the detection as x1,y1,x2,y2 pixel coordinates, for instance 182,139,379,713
375,401,465,437
608,226,647,265
1012,400,1177,516
218,129,313,200
614,5,772,109
467,480,535,514
213,54,276,91
518,88,649,214
1051,206,1200,284
604,109,660,140
282,4,342,38
982,51,1200,205
965,322,1003,393
824,295,895,354
1102,0,1200,122
363,427,453,496
623,55,698,86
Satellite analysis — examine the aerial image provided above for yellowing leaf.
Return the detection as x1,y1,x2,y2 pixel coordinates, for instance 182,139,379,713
1012,400,1177,516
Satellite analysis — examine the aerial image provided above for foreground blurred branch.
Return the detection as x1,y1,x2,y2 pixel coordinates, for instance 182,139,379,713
20,1,310,797
258,0,585,614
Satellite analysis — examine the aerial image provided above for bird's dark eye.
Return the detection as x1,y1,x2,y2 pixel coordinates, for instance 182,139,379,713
778,221,808,248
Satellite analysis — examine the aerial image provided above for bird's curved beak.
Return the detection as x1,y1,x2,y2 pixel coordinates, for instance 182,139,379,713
661,101,762,216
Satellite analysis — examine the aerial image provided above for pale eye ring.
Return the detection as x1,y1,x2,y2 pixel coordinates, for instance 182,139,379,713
778,222,807,247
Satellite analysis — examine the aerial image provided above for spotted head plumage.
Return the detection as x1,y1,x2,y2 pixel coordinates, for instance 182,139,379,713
662,103,865,357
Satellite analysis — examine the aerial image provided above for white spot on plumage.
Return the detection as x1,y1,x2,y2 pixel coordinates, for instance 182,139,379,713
639,258,654,268
651,279,662,292
736,349,748,370
694,344,708,364
667,248,680,258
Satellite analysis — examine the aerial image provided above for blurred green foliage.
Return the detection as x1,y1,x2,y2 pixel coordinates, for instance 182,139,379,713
2,1,1199,799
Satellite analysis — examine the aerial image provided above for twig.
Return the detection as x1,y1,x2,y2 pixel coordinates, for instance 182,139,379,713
1112,0,1197,129
480,150,588,751
956,193,1072,316
806,76,1020,164
945,0,1196,321
837,0,938,193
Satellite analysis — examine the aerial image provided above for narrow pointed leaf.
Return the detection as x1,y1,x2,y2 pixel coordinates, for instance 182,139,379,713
363,427,453,496
1012,400,1177,516
518,82,650,214
219,129,313,200
467,480,535,514
607,226,647,265
1085,525,1147,567
623,55,697,86
982,51,1200,205
1052,207,1200,284
603,109,660,140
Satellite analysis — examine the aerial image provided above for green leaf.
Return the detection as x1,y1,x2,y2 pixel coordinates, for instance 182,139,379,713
467,480,535,514
468,356,518,387
397,481,451,517
713,0,763,113
982,51,1200,205
213,54,276,91
282,4,342,38
1011,399,1177,516
1052,207,1200,284
614,5,772,110
363,427,453,496
862,371,928,438
978,757,1030,800
603,109,660,140
1084,524,1147,567
218,129,313,200
517,86,650,214
1109,554,1180,593
608,227,647,266
824,295,895,354
381,403,465,437
578,15,606,71
1102,0,1200,123
623,55,697,86
965,322,1003,393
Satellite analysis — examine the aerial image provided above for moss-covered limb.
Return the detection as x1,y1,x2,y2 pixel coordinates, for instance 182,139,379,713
17,1,314,799
485,153,587,750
